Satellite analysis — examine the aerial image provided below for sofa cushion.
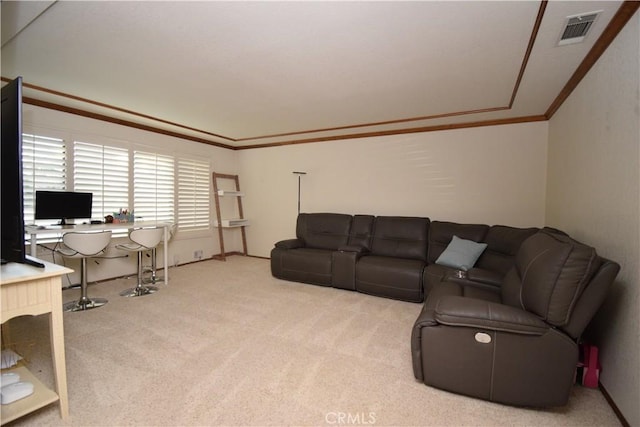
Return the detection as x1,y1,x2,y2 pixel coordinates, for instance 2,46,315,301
370,216,430,260
475,225,539,275
427,221,489,264
512,230,600,326
435,235,487,271
296,213,352,250
278,247,334,286
356,255,426,302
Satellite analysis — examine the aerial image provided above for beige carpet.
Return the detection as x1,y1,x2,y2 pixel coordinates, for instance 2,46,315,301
4,256,620,426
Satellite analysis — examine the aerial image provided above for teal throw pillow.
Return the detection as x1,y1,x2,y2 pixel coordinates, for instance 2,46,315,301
435,235,488,271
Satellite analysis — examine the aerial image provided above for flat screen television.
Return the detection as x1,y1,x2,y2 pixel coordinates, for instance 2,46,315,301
35,191,93,225
1,76,43,267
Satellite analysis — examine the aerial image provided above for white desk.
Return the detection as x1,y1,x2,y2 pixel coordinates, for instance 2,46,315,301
1,259,72,424
25,221,172,285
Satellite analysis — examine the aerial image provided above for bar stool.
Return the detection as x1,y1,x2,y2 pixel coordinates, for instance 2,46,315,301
143,223,176,285
116,227,164,297
57,230,112,312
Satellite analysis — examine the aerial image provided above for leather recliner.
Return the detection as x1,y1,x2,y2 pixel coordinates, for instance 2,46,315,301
271,213,354,286
354,216,430,302
411,229,620,407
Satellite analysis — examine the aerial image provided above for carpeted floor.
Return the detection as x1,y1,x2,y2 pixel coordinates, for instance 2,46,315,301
3,256,621,426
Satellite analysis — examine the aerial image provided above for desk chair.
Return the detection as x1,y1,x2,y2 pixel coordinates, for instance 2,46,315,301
116,227,164,297
57,230,112,312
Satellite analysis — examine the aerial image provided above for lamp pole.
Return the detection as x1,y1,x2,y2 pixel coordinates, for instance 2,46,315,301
293,171,307,214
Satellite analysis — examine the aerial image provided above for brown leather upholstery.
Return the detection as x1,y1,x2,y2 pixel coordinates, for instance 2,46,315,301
273,213,540,302
355,216,429,302
271,213,353,286
426,221,489,264
296,212,352,250
475,225,539,274
411,229,619,407
423,223,537,295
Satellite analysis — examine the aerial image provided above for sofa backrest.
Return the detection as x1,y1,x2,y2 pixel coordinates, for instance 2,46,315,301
348,215,375,250
296,213,352,250
475,225,539,275
502,230,602,328
370,216,430,260
427,221,489,264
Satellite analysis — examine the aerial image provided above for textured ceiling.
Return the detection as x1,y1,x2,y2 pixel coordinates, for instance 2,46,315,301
0,1,632,148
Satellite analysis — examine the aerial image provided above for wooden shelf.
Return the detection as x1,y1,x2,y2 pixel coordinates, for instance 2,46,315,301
217,190,244,197
212,172,248,260
1,366,59,424
214,218,250,228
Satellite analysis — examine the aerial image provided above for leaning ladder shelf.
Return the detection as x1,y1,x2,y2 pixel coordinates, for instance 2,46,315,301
212,172,248,261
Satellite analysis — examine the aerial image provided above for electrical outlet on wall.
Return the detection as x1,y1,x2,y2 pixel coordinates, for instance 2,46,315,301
194,250,203,260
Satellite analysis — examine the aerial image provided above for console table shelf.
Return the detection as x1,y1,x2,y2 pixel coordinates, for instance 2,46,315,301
1,259,72,424
1,366,59,424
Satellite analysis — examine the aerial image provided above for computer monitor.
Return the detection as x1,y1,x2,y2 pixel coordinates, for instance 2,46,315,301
1,77,43,267
35,191,93,225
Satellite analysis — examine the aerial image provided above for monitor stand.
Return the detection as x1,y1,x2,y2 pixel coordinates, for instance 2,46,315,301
24,255,45,268
0,255,45,268
51,219,75,229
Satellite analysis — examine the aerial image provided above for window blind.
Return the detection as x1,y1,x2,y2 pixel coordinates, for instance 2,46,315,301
21,133,66,223
74,141,129,219
133,150,175,223
177,157,210,230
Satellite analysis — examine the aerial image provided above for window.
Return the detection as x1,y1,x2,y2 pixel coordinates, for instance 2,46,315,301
74,141,129,219
133,151,175,223
177,157,210,230
23,134,211,231
21,133,66,223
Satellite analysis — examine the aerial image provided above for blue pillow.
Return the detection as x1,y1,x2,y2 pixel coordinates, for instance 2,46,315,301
435,235,488,271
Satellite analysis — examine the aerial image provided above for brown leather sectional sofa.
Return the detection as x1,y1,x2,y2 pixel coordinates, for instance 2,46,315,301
412,229,619,406
271,213,540,303
271,213,620,407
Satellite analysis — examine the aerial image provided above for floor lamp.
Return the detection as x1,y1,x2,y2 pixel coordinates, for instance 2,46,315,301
293,171,306,214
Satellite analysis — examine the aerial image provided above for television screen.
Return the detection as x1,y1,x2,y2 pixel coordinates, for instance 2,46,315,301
35,191,93,225
1,77,43,267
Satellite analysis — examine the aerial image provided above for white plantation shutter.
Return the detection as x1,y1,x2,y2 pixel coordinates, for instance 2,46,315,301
21,134,66,223
133,151,175,222
74,141,129,219
177,157,210,230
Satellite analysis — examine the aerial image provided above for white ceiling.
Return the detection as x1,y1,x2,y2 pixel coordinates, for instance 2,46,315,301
0,1,629,148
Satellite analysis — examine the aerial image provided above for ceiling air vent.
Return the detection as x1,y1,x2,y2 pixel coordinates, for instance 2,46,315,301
558,11,601,46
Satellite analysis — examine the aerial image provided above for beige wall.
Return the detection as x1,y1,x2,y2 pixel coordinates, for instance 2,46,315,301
239,122,548,257
546,12,639,426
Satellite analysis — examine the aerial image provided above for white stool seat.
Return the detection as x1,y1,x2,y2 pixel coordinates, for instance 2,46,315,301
116,227,164,297
57,230,112,312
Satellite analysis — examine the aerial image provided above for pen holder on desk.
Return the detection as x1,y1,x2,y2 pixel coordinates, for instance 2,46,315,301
111,213,135,223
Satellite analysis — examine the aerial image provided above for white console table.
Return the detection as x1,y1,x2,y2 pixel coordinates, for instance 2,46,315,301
1,259,72,424
25,221,172,285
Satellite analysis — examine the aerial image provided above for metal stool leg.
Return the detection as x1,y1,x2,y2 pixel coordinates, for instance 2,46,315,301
120,251,158,297
143,247,164,285
63,258,108,311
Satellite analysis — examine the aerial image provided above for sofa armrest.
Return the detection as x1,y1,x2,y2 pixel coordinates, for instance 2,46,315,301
275,238,304,249
338,244,369,255
466,268,502,287
434,296,548,335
